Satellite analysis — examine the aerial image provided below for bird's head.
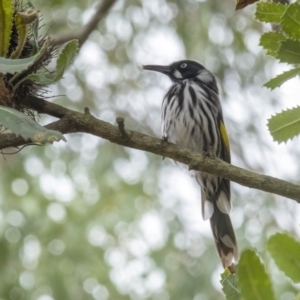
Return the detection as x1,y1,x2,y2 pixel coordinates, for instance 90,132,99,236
143,60,218,93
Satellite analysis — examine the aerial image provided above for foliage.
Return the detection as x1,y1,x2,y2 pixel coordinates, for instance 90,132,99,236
0,106,66,144
224,6,300,293
238,250,275,300
0,0,14,57
221,233,300,300
264,68,300,90
267,233,300,283
255,2,300,142
0,48,45,74
220,268,240,300
0,0,77,140
268,106,300,143
19,39,79,86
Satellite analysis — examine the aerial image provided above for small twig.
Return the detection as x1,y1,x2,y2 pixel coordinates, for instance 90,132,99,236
84,107,91,115
1,143,41,155
51,0,117,47
116,117,128,138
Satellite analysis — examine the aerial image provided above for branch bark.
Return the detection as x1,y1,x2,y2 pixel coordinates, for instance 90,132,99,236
1,95,300,204
51,0,117,47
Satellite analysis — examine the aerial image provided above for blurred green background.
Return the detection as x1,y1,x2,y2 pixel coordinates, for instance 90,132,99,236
1,0,300,299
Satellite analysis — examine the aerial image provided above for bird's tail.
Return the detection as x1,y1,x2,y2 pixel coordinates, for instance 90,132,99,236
209,201,238,268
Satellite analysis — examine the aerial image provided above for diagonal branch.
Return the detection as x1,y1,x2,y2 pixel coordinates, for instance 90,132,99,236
1,95,300,203
51,0,117,47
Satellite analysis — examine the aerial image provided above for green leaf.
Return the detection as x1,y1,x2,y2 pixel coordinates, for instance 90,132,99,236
22,73,55,85
220,268,241,300
264,67,300,90
267,233,300,283
255,2,287,23
259,32,286,57
9,37,50,87
281,2,300,39
238,250,275,300
55,39,78,80
0,0,13,57
10,9,39,59
0,106,66,144
268,106,300,143
0,55,40,74
23,39,79,85
0,37,49,75
276,39,300,64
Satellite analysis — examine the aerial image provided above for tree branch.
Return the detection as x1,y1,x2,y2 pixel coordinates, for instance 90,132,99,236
1,95,300,203
51,0,117,47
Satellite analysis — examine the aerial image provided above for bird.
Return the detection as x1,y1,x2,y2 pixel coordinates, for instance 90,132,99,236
143,60,238,268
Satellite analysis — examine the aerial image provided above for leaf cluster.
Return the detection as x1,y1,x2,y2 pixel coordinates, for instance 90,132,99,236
257,2,300,89
255,2,300,143
221,233,300,300
0,0,78,144
0,106,66,144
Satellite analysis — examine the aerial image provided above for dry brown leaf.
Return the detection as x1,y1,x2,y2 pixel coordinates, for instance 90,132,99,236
235,0,259,10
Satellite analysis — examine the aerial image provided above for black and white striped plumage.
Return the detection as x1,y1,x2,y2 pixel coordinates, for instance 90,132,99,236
143,60,238,268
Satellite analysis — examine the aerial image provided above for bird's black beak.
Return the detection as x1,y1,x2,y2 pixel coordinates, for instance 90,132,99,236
142,64,171,76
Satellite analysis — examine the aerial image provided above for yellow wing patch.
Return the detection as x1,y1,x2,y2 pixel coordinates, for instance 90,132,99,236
220,121,230,153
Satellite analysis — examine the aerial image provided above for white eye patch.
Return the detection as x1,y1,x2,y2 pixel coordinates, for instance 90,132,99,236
173,70,183,79
181,63,187,68
197,69,213,82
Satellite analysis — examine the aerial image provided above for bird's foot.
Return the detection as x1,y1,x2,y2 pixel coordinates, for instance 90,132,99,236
161,136,168,160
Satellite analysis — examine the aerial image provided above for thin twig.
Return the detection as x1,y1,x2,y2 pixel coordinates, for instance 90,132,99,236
116,117,128,138
1,143,41,155
51,0,117,47
84,107,91,115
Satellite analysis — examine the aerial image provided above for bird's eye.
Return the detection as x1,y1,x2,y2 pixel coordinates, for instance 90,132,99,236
180,63,187,68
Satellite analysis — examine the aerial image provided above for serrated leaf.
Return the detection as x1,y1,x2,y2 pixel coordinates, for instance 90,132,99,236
23,39,78,85
235,0,258,11
268,106,300,143
220,268,241,300
9,37,50,88
267,233,300,283
264,67,300,90
0,106,66,144
22,73,55,85
259,32,286,57
0,55,40,74
238,250,275,300
255,2,287,23
0,36,49,75
55,39,78,80
0,0,13,57
281,2,300,39
276,39,300,64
